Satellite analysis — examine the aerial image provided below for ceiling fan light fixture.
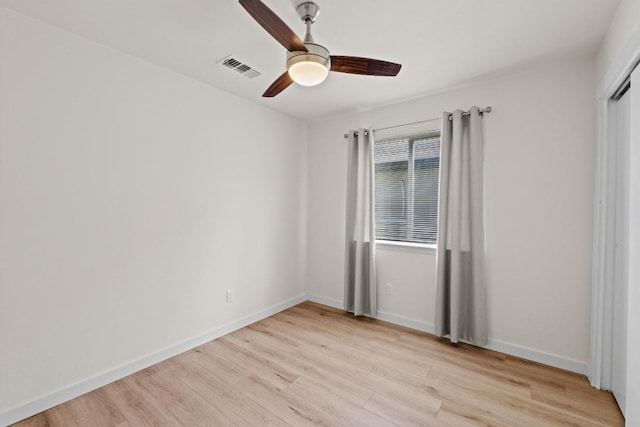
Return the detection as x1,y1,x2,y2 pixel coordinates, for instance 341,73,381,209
288,58,328,86
286,44,330,87
239,0,401,97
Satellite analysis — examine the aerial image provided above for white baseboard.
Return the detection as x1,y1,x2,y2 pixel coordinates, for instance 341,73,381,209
306,294,588,376
484,339,587,375
376,310,435,334
0,294,307,427
1,292,588,426
306,294,343,310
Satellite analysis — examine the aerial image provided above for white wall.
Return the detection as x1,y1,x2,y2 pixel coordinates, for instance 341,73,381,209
0,8,307,415
307,56,596,367
596,0,640,84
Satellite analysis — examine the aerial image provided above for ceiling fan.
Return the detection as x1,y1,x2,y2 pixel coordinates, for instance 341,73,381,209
239,0,402,97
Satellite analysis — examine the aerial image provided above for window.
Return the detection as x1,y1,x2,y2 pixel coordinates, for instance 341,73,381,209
374,132,440,245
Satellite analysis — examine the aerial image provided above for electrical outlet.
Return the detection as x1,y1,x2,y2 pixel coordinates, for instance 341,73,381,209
385,283,393,295
226,289,233,303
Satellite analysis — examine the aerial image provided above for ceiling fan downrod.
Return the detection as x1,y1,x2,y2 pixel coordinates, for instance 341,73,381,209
297,1,320,43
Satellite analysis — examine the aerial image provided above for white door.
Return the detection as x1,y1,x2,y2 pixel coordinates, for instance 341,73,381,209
625,66,640,426
611,84,630,416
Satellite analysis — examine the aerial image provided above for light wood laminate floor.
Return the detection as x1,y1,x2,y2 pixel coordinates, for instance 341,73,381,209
15,302,623,426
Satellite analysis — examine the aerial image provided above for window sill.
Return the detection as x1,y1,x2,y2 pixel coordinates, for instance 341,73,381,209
375,240,437,255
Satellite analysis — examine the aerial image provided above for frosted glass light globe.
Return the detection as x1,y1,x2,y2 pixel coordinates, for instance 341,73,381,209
288,59,329,86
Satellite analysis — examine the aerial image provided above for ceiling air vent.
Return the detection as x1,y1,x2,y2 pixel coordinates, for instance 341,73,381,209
218,55,261,79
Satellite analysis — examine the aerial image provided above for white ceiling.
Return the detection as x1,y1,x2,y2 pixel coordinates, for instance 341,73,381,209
0,0,621,121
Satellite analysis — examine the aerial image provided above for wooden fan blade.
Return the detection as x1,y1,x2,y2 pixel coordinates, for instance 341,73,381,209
330,56,401,76
239,0,307,52
263,71,294,97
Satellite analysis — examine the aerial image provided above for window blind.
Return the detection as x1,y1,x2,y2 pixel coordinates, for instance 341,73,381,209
374,133,441,244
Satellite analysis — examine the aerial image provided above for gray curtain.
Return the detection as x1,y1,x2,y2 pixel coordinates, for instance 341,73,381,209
435,108,487,346
344,128,377,317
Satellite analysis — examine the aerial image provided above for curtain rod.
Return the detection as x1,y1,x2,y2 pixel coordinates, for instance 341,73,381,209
343,106,492,138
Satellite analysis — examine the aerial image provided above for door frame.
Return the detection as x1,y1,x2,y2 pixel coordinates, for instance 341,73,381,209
590,28,640,389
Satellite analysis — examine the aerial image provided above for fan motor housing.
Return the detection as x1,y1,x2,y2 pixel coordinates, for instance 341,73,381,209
286,43,330,71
